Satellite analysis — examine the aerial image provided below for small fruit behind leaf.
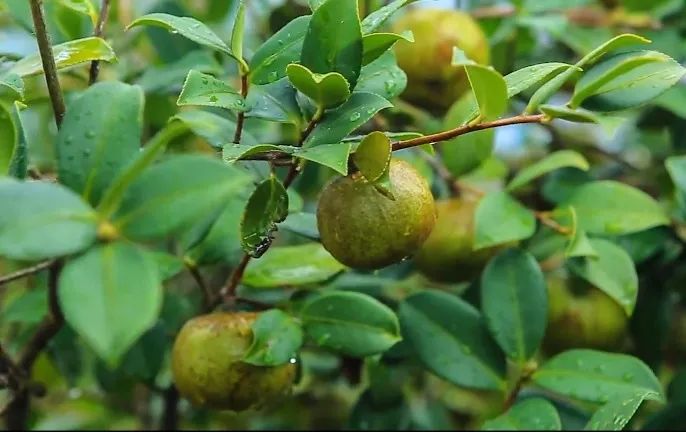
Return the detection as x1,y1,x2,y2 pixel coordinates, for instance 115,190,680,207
544,271,628,354
172,312,296,411
317,159,436,270
414,196,499,284
392,8,490,111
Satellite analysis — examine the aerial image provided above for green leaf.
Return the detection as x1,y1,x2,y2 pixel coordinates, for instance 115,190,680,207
230,0,248,73
57,0,97,25
555,206,598,258
362,31,414,66
482,398,562,430
57,81,144,207
360,0,417,34
0,181,97,261
474,192,536,250
127,13,234,58
507,151,590,192
559,180,669,235
58,242,162,366
505,63,576,99
112,155,252,241
245,79,301,125
172,110,255,148
305,92,392,147
9,37,116,77
354,131,391,183
242,243,345,288
568,238,638,316
243,309,303,366
0,73,24,100
399,291,507,391
301,0,363,88
223,143,351,175
584,391,653,430
481,249,547,363
240,176,289,258
249,15,311,85
452,49,508,121
5,101,28,179
136,50,222,93
177,70,247,112
301,291,401,357
539,105,626,137
577,51,686,112
280,212,319,240
356,51,407,99
534,349,664,404
0,102,17,176
286,63,351,109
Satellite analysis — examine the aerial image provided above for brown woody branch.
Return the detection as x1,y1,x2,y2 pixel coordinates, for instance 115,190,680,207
0,260,54,287
88,0,112,85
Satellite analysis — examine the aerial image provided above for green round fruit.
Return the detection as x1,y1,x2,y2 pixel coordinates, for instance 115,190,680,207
414,196,499,283
317,159,436,270
172,312,297,411
392,8,490,111
544,272,628,354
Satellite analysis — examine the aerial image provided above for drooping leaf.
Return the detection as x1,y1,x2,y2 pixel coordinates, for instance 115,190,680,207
243,309,303,366
399,291,507,391
240,176,289,258
353,131,392,183
57,81,144,207
481,249,547,363
301,291,401,357
59,242,162,366
0,181,97,261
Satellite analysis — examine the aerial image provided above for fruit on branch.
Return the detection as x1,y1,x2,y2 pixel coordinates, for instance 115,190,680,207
172,312,297,411
544,271,628,354
317,159,436,270
392,8,490,111
413,195,500,284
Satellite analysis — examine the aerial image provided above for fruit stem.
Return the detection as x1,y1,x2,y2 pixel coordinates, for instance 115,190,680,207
88,0,111,85
29,0,66,128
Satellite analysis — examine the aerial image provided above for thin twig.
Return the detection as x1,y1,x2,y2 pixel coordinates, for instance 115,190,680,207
218,254,252,306
535,211,572,235
233,74,249,144
0,260,54,287
88,0,112,85
29,0,66,127
187,265,212,311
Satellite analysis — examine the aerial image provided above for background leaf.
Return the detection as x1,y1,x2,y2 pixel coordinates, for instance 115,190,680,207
482,398,562,430
474,192,536,249
243,309,303,366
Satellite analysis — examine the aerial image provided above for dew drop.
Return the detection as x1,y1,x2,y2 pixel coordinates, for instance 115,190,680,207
85,130,96,138
349,112,361,121
209,95,218,102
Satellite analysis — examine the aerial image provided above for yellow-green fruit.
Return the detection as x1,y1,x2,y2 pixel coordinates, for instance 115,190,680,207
544,273,628,354
392,8,490,111
414,197,499,283
317,159,436,270
171,312,296,411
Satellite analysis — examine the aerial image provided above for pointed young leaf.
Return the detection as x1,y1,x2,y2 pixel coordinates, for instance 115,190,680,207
230,0,249,73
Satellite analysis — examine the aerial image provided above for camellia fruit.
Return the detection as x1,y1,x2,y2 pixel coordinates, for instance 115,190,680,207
317,159,436,270
392,8,490,111
413,195,499,283
172,312,297,411
544,271,628,354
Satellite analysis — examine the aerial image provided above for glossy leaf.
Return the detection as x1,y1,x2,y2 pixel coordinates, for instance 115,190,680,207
474,192,536,250
505,63,576,98
0,181,97,261
301,291,401,357
532,349,664,404
539,105,626,137
354,131,391,183
481,249,547,363
113,155,252,241
286,63,350,109
280,212,319,240
305,92,392,147
240,177,289,258
127,13,234,58
230,0,248,72
136,50,222,93
177,70,247,112
301,0,363,88
58,242,162,366
356,51,407,99
243,309,303,366
560,181,669,235
568,238,638,316
360,0,417,34
245,78,301,124
242,243,345,288
249,15,311,85
399,291,507,391
57,81,144,207
223,143,351,175
174,110,254,148
482,398,562,430
584,391,653,430
362,31,414,65
57,0,97,24
507,151,590,191
9,37,116,77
